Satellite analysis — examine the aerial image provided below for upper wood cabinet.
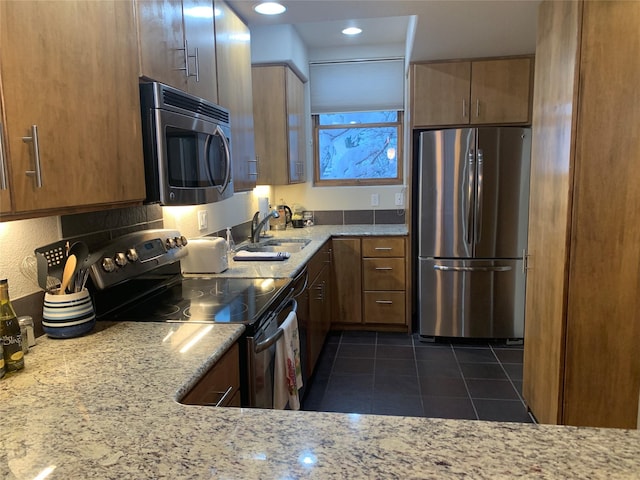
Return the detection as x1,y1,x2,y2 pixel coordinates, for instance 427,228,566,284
411,57,533,128
136,0,218,103
214,1,257,192
523,0,640,429
0,88,11,215
0,0,145,219
252,65,306,185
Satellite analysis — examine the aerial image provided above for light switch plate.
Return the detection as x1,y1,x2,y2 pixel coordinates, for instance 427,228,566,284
371,193,379,206
395,192,404,206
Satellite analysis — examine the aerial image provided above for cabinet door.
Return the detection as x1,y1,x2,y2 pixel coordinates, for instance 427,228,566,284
411,62,471,127
363,258,405,291
307,266,328,376
470,58,532,125
252,66,288,185
181,343,240,406
182,0,217,102
136,0,188,90
0,0,145,214
331,238,362,324
215,1,256,192
286,67,305,183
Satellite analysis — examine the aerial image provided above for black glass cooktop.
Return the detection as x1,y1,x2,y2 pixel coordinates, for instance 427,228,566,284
94,276,291,325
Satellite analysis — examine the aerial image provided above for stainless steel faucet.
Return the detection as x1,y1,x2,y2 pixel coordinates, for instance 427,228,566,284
251,210,279,243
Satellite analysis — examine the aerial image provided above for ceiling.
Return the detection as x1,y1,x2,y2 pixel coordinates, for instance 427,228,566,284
225,0,541,62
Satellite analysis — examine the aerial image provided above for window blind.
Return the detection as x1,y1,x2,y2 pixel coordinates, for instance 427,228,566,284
309,58,405,114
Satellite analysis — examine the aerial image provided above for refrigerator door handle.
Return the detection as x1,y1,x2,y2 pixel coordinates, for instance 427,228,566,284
433,265,512,272
475,149,484,244
466,149,475,245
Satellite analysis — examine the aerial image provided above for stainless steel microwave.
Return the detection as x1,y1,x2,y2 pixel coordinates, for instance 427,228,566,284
139,82,233,206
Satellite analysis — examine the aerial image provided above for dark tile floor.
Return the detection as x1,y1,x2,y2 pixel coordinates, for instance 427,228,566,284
301,330,535,423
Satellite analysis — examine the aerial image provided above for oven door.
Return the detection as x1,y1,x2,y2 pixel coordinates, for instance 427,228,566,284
246,298,298,408
153,108,232,205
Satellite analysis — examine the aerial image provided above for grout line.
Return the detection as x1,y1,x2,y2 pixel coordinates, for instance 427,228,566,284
489,344,530,410
451,343,480,420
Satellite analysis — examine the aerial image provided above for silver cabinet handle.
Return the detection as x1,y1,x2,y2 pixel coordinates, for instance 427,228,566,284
248,158,258,177
375,300,393,304
0,122,7,190
175,40,190,77
200,386,234,407
22,125,43,188
375,267,393,271
476,99,480,117
433,265,512,272
462,98,467,118
188,45,200,82
374,247,392,251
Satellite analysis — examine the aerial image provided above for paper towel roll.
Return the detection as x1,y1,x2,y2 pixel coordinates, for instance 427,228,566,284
258,197,270,233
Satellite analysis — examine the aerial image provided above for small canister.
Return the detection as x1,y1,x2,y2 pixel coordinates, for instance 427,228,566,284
18,316,35,351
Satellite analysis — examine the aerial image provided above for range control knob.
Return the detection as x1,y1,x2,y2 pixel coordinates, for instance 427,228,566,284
102,257,116,273
166,237,176,249
174,236,184,247
114,252,128,267
126,248,138,262
180,236,188,247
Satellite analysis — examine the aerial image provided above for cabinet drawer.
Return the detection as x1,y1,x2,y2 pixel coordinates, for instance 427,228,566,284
363,258,405,291
362,237,405,257
363,292,406,324
181,343,240,407
308,240,331,282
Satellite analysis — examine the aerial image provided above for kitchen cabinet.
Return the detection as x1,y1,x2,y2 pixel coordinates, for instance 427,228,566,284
332,236,408,330
411,57,533,128
136,0,218,103
214,1,257,192
181,342,241,407
252,65,306,185
305,240,332,378
523,0,640,428
0,0,145,219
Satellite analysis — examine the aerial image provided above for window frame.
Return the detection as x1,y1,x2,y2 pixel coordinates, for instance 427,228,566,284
312,111,404,187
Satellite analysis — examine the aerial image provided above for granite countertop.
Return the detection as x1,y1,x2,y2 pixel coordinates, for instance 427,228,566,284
211,224,408,279
1,320,639,479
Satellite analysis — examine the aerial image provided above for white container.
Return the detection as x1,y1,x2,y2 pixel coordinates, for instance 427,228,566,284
181,237,229,274
42,289,96,338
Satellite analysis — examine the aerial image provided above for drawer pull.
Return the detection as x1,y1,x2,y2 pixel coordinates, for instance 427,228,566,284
374,247,393,251
375,300,393,304
375,267,393,271
201,386,234,407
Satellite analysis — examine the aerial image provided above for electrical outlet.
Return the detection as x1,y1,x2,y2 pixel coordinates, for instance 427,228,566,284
198,210,208,230
395,192,404,206
370,193,379,206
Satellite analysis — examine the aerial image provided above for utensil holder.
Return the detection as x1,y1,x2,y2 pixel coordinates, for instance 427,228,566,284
42,289,96,338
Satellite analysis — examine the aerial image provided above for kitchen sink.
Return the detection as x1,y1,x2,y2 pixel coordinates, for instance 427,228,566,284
237,238,311,253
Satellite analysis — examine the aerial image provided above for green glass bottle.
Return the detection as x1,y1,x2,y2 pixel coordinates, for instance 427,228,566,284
0,279,24,372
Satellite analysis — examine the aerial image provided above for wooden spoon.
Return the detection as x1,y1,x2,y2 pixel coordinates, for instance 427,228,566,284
59,254,77,295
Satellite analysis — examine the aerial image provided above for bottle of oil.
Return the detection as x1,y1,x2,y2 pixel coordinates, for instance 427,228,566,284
0,279,24,372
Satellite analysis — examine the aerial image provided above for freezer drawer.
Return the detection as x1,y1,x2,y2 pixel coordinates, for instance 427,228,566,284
418,258,525,339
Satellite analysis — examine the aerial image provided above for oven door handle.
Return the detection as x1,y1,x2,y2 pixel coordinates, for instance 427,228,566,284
253,298,298,354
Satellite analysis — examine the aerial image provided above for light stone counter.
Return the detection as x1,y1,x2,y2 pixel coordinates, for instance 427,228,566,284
1,320,639,479
211,224,408,279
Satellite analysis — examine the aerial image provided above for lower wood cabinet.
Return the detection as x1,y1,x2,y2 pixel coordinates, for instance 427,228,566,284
303,240,332,379
181,343,241,407
332,236,409,330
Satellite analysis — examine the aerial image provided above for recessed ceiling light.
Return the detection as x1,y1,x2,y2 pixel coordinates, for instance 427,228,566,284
342,27,362,36
254,2,286,15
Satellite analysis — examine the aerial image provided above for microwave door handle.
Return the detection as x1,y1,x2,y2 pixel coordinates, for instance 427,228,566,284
216,125,232,193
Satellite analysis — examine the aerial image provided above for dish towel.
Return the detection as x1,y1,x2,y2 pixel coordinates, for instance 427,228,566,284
274,311,303,410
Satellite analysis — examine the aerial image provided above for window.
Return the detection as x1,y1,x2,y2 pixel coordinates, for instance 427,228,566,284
313,111,403,186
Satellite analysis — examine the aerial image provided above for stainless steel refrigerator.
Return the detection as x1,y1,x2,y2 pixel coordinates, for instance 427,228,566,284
417,127,531,339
